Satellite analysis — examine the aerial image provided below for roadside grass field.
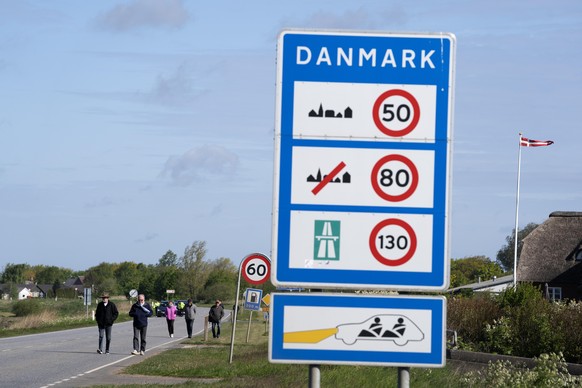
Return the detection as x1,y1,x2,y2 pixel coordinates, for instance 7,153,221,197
110,311,466,388
0,297,132,337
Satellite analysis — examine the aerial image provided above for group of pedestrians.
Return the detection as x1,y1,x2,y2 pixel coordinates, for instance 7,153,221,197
95,293,224,356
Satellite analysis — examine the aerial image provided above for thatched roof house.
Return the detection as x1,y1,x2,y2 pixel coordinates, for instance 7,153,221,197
517,211,582,300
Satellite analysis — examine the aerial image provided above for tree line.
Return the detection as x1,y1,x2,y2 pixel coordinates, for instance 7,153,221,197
0,240,272,303
2,224,540,297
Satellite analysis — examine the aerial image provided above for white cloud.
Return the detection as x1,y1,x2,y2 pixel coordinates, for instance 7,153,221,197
281,5,408,31
97,0,190,32
148,63,205,106
160,145,239,186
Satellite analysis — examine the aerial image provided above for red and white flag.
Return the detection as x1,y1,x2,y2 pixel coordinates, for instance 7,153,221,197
520,136,554,147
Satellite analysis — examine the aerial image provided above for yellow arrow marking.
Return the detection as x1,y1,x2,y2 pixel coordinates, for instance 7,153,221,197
283,328,338,343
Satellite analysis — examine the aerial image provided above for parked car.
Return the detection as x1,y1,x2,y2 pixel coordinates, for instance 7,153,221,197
155,300,169,317
174,300,188,316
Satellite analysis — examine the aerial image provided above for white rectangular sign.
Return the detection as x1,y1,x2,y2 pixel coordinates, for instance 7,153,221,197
293,82,437,141
269,293,446,367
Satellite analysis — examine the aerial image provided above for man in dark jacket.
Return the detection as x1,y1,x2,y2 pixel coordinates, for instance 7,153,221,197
95,292,119,354
129,294,152,355
183,299,197,338
208,299,225,338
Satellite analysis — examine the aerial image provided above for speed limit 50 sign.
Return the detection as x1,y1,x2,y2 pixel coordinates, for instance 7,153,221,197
272,30,455,290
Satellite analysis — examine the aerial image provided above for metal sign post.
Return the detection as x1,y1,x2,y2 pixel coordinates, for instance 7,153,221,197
398,367,410,388
83,287,91,318
229,253,271,363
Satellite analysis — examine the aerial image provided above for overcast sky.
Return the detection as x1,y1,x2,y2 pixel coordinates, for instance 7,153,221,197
1,1,580,271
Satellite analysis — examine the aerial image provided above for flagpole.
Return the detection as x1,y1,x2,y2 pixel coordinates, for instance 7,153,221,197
513,132,523,286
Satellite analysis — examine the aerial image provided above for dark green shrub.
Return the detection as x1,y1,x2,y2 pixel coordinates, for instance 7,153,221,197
508,297,560,357
496,282,542,308
12,299,42,317
450,285,582,363
551,301,582,363
448,293,502,346
483,315,514,355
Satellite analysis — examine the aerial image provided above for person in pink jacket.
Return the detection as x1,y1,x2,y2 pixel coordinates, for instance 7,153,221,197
165,301,177,338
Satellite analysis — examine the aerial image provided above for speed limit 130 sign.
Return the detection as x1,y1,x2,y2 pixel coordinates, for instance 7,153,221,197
241,253,271,285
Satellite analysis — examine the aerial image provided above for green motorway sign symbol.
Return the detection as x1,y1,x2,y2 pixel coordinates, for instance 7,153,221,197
314,220,340,261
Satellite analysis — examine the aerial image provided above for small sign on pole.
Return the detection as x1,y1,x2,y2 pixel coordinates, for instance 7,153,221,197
229,253,271,363
83,287,91,306
244,288,263,311
84,287,92,319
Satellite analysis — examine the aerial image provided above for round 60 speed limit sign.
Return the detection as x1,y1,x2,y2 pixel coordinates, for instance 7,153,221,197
241,253,271,285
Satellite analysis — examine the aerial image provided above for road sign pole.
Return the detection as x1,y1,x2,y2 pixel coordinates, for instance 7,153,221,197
229,263,243,364
231,253,271,362
309,365,320,388
246,311,253,343
398,367,410,388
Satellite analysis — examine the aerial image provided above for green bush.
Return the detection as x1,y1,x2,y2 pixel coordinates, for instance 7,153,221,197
12,299,42,317
509,298,560,358
483,316,514,355
552,300,582,363
448,293,502,345
496,282,542,308
449,283,582,363
461,353,582,387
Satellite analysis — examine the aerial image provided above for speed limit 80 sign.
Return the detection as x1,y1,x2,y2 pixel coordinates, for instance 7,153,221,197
241,253,271,285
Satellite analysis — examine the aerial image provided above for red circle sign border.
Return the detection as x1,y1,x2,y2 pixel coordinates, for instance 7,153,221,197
370,154,419,202
372,89,421,137
240,253,271,285
369,218,417,267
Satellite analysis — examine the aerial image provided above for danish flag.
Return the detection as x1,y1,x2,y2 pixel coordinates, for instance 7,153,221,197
520,136,554,147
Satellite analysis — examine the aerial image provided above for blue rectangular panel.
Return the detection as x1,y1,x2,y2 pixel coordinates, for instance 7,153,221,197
244,288,263,311
272,30,455,290
269,293,446,367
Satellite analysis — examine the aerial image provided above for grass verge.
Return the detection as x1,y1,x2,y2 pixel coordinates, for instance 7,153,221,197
0,298,132,338
94,313,467,387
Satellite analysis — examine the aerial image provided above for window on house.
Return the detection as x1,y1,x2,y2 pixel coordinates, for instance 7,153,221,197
548,287,562,301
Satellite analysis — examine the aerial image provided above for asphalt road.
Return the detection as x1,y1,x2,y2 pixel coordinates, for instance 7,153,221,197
0,307,211,388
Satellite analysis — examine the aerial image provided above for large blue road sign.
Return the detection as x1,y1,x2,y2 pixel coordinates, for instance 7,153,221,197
271,30,456,290
269,293,446,367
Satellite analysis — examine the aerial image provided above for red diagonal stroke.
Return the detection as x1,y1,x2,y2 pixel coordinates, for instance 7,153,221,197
311,161,346,195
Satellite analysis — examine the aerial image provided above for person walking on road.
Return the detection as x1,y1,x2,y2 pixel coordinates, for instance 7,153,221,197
95,292,119,354
209,299,224,338
165,301,177,338
184,299,197,338
129,294,152,355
